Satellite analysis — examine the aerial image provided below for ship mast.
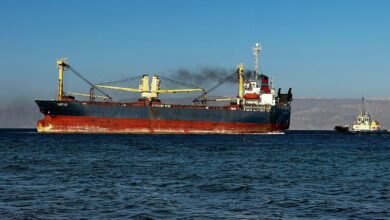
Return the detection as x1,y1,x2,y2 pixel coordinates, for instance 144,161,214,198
57,58,69,101
237,63,244,99
252,42,261,81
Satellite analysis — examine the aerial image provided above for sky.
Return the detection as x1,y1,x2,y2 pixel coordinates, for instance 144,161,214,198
1,0,390,104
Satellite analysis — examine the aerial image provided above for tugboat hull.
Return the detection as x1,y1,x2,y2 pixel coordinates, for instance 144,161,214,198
335,125,389,135
334,125,350,133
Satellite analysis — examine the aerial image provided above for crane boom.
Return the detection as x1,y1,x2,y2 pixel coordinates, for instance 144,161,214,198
94,85,142,93
65,92,110,100
94,75,205,100
157,88,204,93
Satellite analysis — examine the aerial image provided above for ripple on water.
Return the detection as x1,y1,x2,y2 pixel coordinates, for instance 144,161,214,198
0,130,389,219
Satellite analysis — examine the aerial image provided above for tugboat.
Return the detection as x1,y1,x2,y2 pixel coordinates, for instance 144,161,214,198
334,97,389,134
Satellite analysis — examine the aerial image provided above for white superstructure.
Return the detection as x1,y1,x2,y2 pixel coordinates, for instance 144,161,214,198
351,97,381,132
242,43,276,106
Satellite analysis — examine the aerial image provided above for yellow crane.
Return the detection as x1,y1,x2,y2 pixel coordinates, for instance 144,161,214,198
193,64,244,104
56,58,112,101
237,63,244,99
95,75,205,100
57,59,69,101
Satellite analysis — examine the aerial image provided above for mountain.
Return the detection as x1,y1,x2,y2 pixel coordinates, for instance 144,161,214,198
0,100,42,128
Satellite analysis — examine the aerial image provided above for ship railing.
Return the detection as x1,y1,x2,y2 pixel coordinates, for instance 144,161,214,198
243,105,272,112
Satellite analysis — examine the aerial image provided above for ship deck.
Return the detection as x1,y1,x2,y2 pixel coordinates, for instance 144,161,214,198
54,99,287,112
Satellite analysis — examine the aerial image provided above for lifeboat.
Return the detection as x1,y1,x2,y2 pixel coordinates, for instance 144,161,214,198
243,93,259,99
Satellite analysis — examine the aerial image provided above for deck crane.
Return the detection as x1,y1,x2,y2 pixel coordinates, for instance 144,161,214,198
192,64,244,104
56,59,112,101
95,75,206,100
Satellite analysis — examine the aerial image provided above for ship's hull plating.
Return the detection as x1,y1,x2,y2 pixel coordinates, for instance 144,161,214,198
35,100,291,134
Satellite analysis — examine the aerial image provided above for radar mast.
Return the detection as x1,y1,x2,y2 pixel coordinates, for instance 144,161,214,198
252,42,261,81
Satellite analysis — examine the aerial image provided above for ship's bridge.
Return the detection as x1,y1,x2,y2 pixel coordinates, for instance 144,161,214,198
243,79,275,106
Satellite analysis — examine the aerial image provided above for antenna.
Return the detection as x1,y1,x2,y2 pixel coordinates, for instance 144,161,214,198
252,43,261,81
363,97,371,115
362,96,366,112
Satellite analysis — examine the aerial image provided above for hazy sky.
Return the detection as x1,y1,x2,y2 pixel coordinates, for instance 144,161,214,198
1,0,390,103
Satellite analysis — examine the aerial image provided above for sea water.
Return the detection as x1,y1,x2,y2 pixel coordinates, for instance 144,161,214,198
0,130,389,219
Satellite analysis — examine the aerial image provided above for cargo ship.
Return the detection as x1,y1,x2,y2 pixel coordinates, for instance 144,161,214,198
35,43,293,134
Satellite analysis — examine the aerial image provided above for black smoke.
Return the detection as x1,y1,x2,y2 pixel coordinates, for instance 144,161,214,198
168,67,254,86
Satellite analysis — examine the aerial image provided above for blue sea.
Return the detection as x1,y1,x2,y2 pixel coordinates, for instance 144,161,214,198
0,130,389,219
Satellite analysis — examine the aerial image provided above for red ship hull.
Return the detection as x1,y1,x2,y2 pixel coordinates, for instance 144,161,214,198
37,115,289,134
